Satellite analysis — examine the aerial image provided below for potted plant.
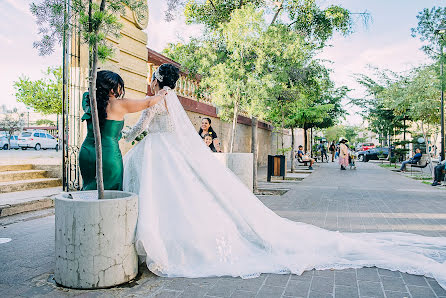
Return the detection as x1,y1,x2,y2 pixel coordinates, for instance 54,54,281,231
31,0,147,289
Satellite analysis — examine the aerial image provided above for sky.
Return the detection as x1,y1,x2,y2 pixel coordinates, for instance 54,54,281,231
0,0,443,125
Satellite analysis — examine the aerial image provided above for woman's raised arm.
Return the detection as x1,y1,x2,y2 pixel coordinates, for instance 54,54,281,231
118,90,168,114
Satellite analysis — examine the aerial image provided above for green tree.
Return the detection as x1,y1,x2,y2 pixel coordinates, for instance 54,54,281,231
31,0,146,199
36,119,56,126
0,110,26,148
13,66,62,115
324,125,345,143
411,6,446,59
176,0,365,48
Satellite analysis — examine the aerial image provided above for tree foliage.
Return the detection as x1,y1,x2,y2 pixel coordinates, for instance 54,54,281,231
13,66,62,115
411,6,446,59
0,110,26,147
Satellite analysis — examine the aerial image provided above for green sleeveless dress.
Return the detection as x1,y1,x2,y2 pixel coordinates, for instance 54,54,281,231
79,92,124,191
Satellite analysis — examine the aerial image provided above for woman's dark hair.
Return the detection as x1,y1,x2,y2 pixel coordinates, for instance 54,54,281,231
96,70,125,125
198,117,216,137
152,63,180,89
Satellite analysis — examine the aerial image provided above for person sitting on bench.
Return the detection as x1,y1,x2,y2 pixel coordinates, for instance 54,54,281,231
399,148,422,172
297,145,314,170
432,160,446,186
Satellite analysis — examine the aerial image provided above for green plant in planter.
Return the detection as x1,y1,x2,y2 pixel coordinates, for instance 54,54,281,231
277,147,292,156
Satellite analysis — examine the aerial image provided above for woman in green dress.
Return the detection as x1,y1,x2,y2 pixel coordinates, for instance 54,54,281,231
79,70,167,190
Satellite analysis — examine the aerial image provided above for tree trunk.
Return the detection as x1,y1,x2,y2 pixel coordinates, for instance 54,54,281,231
310,127,313,157
421,121,434,178
304,127,308,154
290,128,295,173
88,0,106,199
230,101,238,153
251,116,258,193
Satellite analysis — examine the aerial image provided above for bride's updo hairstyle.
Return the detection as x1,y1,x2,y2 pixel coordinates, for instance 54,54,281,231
152,63,180,89
96,70,125,125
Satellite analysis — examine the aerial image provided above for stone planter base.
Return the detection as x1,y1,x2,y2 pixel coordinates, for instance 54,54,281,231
214,153,253,191
55,190,138,289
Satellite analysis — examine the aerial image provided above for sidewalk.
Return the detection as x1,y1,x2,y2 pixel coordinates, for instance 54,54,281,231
0,162,445,297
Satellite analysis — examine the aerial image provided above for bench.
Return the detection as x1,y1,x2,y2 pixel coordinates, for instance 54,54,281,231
407,156,430,174
295,157,309,167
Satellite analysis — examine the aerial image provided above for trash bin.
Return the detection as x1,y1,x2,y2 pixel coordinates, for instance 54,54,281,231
267,155,286,182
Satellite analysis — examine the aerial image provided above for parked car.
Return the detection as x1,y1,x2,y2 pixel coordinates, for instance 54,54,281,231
18,130,59,150
0,135,19,150
356,143,375,151
358,147,394,162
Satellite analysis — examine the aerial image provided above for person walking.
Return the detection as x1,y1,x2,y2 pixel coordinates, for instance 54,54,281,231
339,137,349,170
329,141,336,162
317,140,328,163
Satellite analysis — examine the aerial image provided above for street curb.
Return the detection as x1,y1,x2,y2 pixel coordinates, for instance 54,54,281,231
0,197,54,217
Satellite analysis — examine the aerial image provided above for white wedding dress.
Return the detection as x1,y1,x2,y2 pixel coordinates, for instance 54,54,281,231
123,88,446,289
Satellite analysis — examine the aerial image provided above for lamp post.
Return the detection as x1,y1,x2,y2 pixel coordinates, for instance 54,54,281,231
435,26,446,161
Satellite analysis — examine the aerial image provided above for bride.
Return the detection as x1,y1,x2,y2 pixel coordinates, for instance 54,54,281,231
123,63,446,289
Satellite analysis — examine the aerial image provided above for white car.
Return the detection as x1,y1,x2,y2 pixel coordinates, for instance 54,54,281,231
0,135,19,150
18,130,59,150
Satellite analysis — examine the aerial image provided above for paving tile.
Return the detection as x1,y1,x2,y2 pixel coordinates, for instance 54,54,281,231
284,280,311,297
230,290,256,298
377,269,401,278
153,290,181,298
205,284,236,297
400,273,428,287
407,285,437,298
334,272,356,287
264,274,290,287
313,270,335,280
358,281,384,298
426,278,446,296
179,284,211,298
384,291,410,298
308,291,333,298
256,285,284,298
310,277,334,294
380,276,406,292
356,268,380,282
165,278,196,291
290,271,313,281
334,285,358,298
235,277,265,292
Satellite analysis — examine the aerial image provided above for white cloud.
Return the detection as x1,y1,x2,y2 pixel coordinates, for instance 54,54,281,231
0,33,13,45
146,1,203,52
4,0,33,17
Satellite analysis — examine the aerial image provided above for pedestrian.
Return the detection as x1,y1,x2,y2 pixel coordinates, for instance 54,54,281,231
339,137,349,170
398,148,422,172
329,141,336,162
317,140,328,162
432,160,445,186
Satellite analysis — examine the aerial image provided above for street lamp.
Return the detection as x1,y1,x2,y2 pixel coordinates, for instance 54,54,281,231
435,26,446,161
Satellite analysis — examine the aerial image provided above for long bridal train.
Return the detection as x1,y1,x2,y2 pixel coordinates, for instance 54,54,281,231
123,88,446,289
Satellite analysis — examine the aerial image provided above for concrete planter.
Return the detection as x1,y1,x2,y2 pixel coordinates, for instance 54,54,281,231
214,153,253,191
55,190,138,289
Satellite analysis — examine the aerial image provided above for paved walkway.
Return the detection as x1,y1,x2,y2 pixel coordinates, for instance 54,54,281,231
1,162,445,297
